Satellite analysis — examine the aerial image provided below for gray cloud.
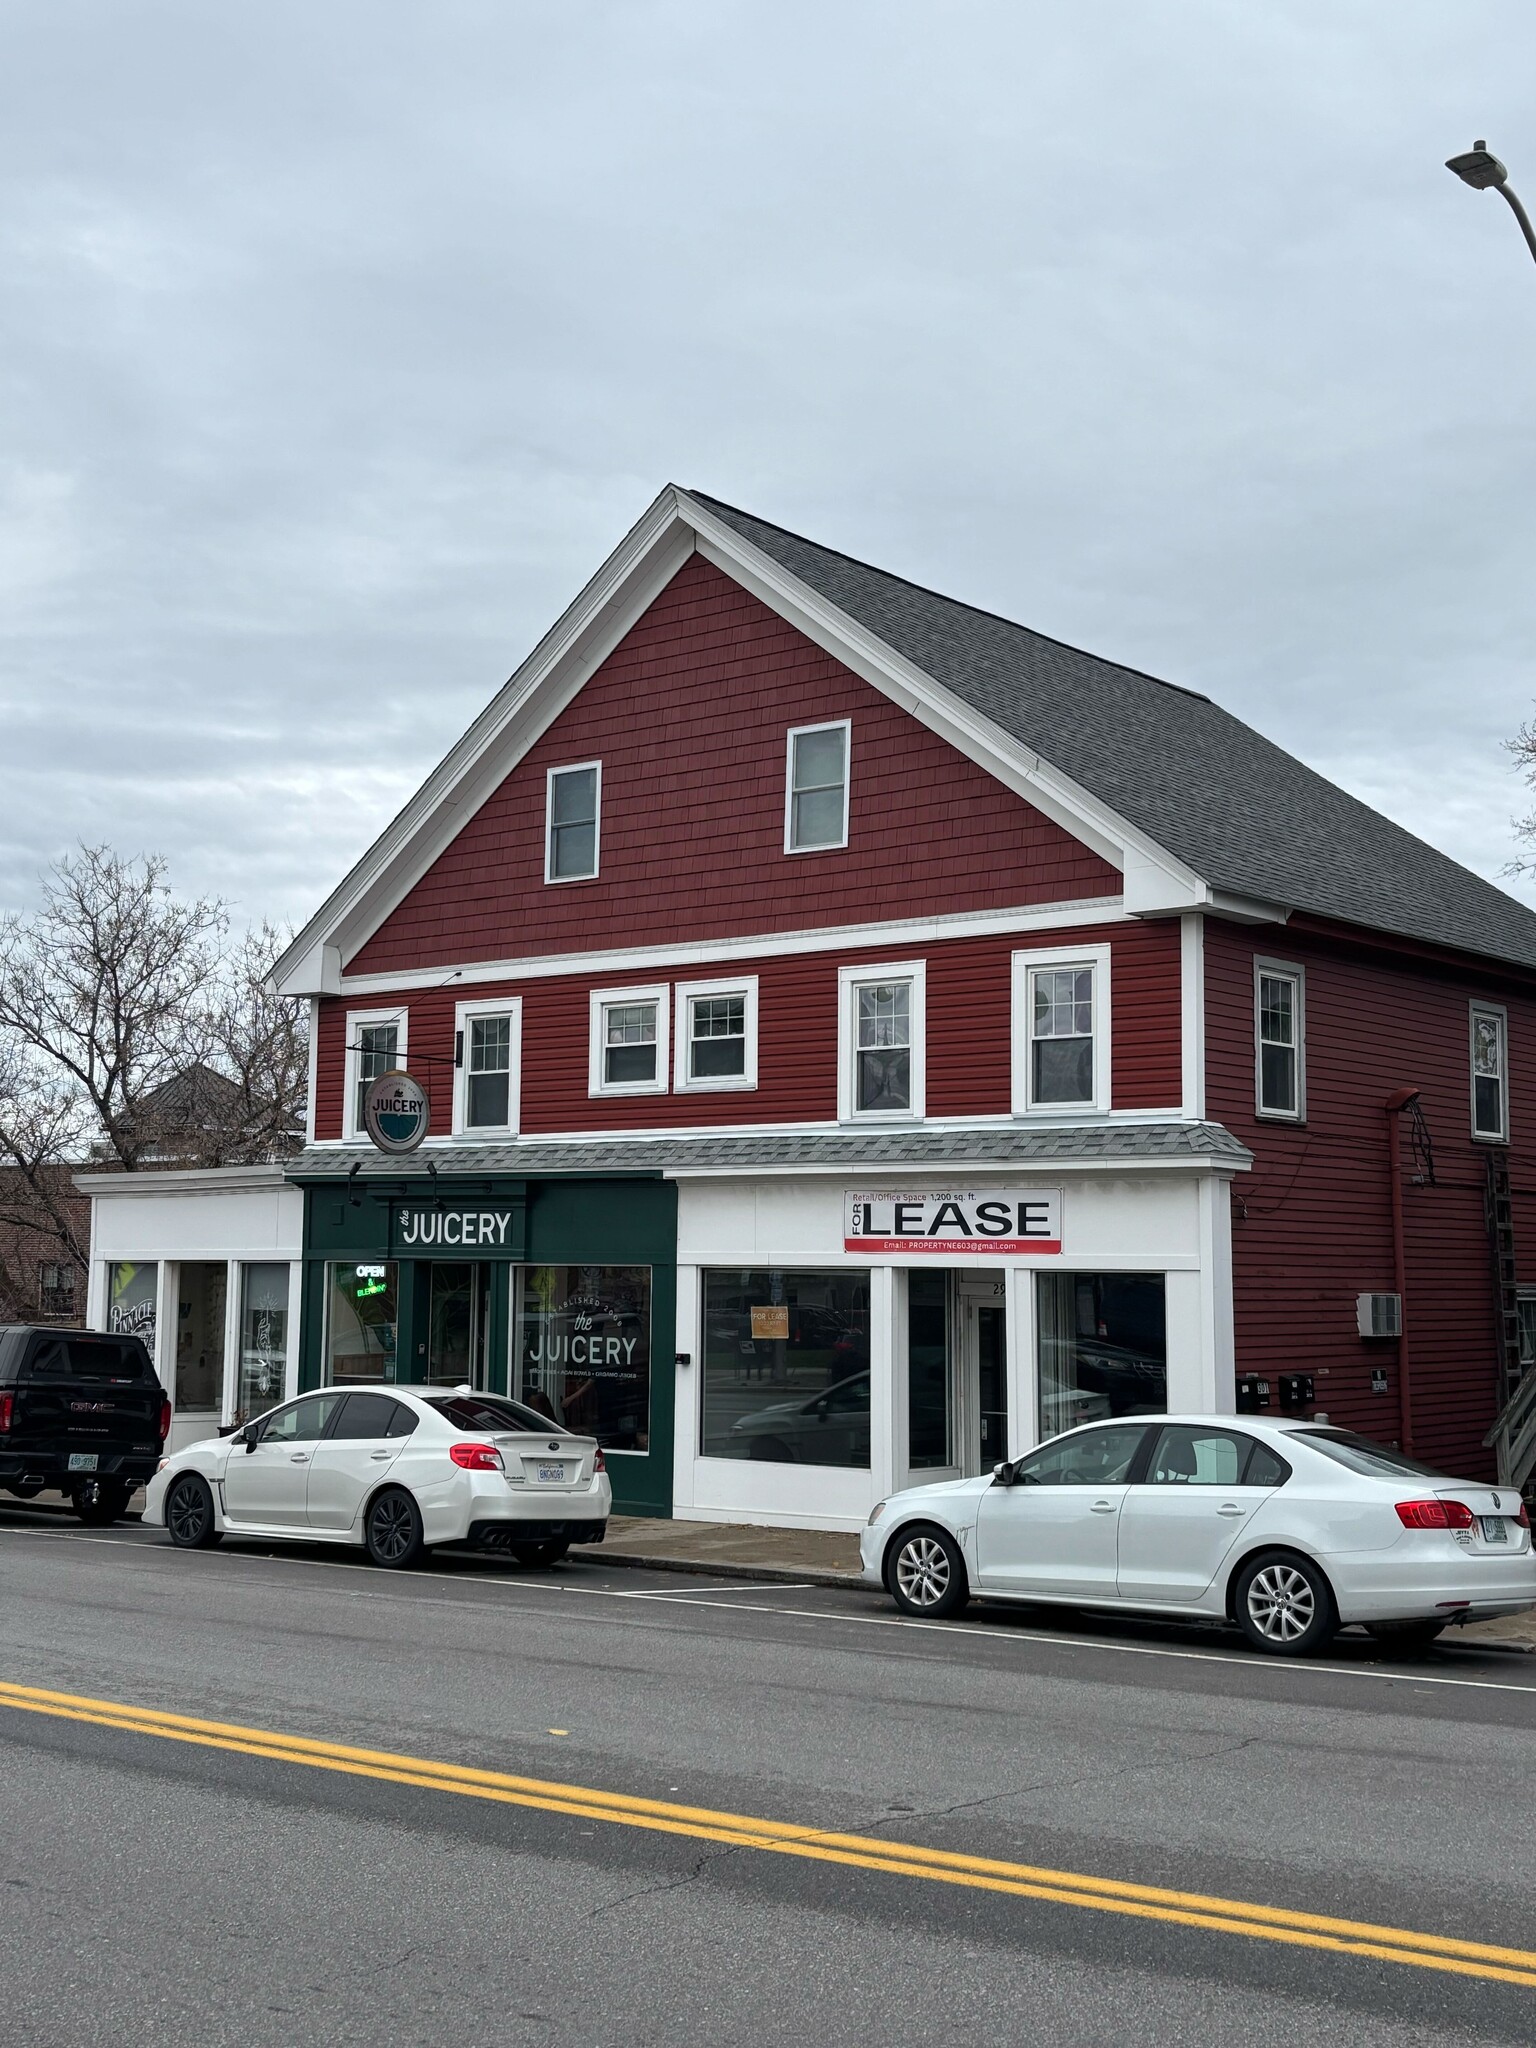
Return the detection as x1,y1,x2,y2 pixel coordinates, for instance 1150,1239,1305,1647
3,1,1535,924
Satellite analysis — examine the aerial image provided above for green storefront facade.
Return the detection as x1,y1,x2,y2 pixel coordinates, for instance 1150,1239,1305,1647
293,1168,676,1517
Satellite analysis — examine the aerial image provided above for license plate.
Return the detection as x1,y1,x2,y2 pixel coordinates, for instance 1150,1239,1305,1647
1482,1516,1509,1544
535,1463,568,1484
67,1452,98,1473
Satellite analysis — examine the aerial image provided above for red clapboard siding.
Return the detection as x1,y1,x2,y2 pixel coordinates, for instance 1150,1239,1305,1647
316,920,1182,1140
1205,916,1536,1479
346,554,1121,977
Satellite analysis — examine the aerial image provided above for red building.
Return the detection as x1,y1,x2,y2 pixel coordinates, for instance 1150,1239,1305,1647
263,487,1536,1526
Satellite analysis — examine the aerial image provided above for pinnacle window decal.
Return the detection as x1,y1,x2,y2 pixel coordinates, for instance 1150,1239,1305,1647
843,1189,1062,1255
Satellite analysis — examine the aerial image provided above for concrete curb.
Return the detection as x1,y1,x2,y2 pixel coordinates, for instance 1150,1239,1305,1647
583,1549,864,1588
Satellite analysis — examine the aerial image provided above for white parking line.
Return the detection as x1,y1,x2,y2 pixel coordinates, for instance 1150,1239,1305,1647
2,1520,1534,1697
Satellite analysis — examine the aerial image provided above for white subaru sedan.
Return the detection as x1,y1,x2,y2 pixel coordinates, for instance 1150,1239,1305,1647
144,1385,611,1570
861,1415,1536,1654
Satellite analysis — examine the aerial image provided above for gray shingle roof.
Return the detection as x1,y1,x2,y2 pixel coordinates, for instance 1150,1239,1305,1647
287,1123,1251,1182
691,492,1536,974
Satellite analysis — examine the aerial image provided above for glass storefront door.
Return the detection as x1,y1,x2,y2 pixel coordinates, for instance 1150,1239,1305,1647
175,1263,227,1414
427,1263,481,1385
238,1263,290,1422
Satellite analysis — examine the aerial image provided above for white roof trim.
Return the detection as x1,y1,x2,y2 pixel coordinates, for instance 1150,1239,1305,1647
271,484,1242,999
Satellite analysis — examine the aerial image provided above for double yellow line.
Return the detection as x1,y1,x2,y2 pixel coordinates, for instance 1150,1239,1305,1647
3,1677,1533,1989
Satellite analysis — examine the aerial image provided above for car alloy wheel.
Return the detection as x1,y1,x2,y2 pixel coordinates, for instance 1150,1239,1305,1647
1236,1554,1334,1655
888,1525,968,1619
165,1473,220,1549
366,1488,425,1569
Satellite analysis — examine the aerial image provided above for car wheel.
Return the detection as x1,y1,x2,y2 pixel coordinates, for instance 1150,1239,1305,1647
1365,1619,1447,1649
164,1473,221,1549
511,1539,570,1569
365,1487,426,1569
1234,1552,1336,1656
73,1479,131,1527
886,1524,969,1619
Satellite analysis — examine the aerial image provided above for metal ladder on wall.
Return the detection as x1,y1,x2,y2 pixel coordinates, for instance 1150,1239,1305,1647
1482,1149,1536,1490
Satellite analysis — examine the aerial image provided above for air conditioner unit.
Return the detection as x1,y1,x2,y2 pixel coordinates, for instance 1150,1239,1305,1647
1357,1292,1402,1339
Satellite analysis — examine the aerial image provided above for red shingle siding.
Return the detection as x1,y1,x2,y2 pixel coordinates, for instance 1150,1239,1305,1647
316,920,1182,1140
346,554,1121,977
1205,916,1536,1480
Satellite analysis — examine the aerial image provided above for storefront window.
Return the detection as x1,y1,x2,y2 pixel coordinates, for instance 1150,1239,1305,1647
176,1262,227,1411
238,1263,290,1422
702,1269,871,1467
907,1272,951,1468
327,1262,399,1384
108,1262,158,1352
429,1264,477,1383
1037,1273,1167,1436
519,1266,650,1451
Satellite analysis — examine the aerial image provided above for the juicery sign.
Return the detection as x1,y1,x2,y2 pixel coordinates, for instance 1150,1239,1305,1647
395,1206,518,1250
844,1188,1062,1255
362,1070,430,1155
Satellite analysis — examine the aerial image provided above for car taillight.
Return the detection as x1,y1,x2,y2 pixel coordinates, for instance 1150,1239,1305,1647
0,1391,11,1434
1519,1502,1531,1528
594,1447,605,1473
449,1441,503,1472
1395,1498,1475,1529
157,1397,172,1442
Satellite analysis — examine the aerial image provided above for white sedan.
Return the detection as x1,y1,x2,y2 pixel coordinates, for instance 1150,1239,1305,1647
860,1414,1536,1654
145,1385,611,1569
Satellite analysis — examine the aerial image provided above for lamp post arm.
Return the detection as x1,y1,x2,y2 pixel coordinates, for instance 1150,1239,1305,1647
1496,180,1536,267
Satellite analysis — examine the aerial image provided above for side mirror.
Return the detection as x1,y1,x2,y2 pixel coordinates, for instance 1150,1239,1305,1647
992,1460,1015,1486
239,1424,259,1451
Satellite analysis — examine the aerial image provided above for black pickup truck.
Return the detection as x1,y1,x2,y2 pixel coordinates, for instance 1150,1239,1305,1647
0,1325,170,1524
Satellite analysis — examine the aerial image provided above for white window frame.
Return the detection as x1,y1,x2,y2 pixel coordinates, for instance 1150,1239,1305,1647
673,976,759,1093
588,983,670,1098
1471,1000,1510,1143
452,997,523,1136
1011,945,1111,1116
838,960,926,1123
344,1007,408,1140
1253,959,1306,1123
545,760,602,884
784,718,851,855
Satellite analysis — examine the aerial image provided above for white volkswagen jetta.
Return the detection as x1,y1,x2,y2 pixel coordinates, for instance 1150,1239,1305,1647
861,1414,1536,1654
145,1385,611,1569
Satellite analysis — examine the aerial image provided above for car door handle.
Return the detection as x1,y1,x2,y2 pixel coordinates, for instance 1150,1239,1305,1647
369,1450,391,1461
1089,1500,1116,1513
289,1452,310,1463
1217,1504,1246,1517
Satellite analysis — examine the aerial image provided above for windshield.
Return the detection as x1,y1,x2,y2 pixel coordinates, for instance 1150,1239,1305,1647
1294,1430,1459,1481
423,1393,570,1436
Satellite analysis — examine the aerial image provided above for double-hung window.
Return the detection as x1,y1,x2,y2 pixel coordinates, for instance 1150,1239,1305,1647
546,762,601,882
1255,963,1304,1120
675,978,758,1091
785,720,850,853
589,985,669,1097
1011,947,1109,1114
346,1010,407,1138
839,963,925,1120
454,1000,521,1134
1471,1002,1509,1141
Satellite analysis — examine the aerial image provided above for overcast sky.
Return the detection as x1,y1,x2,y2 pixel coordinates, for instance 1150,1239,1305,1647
4,2,1536,932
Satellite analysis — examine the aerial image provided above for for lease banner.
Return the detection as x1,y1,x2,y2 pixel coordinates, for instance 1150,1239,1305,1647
843,1188,1061,1255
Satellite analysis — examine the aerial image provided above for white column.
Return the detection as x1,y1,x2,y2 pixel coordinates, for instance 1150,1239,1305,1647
284,1260,304,1402
672,1264,700,1511
1180,912,1206,1122
221,1260,242,1426
868,1265,896,1504
888,1267,911,1488
1198,1174,1236,1411
1005,1264,1037,1459
157,1262,179,1403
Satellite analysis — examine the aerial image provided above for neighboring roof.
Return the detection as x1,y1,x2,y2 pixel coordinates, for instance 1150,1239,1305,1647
285,1123,1252,1181
691,492,1536,974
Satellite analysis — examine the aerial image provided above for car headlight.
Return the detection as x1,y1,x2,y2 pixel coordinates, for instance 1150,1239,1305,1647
867,1499,889,1527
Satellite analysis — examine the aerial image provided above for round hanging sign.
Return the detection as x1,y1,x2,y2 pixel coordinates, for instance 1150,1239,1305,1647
362,1069,431,1154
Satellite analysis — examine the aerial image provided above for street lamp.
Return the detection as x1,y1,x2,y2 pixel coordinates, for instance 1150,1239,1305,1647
1445,141,1536,267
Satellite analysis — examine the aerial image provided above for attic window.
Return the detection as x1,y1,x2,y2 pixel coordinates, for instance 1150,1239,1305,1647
546,763,601,882
785,722,850,853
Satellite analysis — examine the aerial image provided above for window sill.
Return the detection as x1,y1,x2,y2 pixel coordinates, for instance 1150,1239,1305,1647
588,1086,669,1101
1472,1131,1511,1146
1254,1110,1306,1126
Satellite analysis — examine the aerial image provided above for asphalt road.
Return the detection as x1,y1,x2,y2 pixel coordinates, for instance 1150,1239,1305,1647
2,1505,1535,2047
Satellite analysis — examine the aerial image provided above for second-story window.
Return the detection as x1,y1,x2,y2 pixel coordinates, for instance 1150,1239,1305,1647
1472,1002,1509,1141
589,985,669,1097
454,1003,520,1133
1255,964,1304,1120
785,720,850,853
546,762,600,882
353,1018,400,1135
675,978,759,1091
1011,947,1109,1115
839,963,926,1120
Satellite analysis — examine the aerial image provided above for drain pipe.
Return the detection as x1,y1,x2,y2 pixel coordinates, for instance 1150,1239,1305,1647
1384,1087,1421,1453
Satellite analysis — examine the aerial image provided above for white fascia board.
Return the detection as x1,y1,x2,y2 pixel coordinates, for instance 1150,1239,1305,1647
73,1165,292,1196
682,495,1206,901
269,487,697,997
